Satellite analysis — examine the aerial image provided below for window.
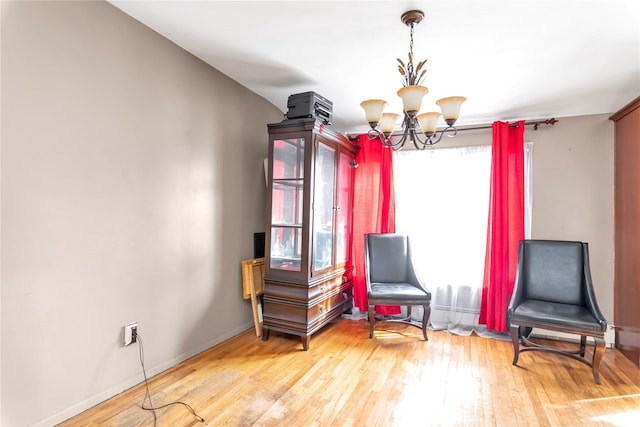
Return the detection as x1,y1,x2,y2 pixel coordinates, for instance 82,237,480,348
394,143,532,333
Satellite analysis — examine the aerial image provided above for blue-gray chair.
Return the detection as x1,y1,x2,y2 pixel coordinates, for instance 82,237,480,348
507,240,607,384
364,233,431,340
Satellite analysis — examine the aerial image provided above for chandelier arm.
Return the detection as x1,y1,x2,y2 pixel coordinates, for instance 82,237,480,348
367,127,401,149
445,126,458,138
411,131,430,150
408,115,457,149
373,114,407,150
405,116,432,150
388,124,410,150
425,130,445,147
411,128,437,150
380,118,411,151
366,128,381,141
367,128,390,147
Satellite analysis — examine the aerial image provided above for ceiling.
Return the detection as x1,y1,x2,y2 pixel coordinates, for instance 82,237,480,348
108,0,640,135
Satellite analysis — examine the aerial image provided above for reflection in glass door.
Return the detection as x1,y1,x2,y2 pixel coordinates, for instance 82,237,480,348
270,138,304,271
313,142,336,272
335,151,352,267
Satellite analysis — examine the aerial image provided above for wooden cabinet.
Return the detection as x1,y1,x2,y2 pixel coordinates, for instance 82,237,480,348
262,118,359,350
610,96,640,367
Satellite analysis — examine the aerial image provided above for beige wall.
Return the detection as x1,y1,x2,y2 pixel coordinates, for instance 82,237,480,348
0,1,616,426
1,1,282,425
435,115,615,323
528,114,614,321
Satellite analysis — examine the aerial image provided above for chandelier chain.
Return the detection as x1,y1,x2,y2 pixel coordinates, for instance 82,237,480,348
408,23,415,82
409,23,414,58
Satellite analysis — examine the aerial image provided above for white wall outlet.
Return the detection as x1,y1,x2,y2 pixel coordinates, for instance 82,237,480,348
124,322,138,346
605,324,616,348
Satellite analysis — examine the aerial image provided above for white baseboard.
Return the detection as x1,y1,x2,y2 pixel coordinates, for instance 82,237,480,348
32,322,254,427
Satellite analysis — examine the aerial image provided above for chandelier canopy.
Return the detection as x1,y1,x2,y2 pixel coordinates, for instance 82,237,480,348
360,10,466,150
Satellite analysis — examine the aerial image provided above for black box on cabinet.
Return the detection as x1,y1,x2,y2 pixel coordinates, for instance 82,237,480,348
286,91,333,125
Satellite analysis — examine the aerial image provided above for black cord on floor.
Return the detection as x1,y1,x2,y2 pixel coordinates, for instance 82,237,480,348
136,333,205,425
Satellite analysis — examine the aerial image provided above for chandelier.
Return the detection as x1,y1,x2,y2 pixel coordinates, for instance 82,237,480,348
360,10,466,150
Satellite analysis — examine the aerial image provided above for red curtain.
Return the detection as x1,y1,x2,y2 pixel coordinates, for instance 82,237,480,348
352,134,399,315
479,121,525,332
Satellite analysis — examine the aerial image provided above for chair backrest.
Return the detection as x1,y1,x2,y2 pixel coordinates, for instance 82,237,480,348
366,234,410,283
522,240,585,305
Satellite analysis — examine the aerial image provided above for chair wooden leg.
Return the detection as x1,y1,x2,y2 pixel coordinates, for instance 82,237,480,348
509,325,521,365
421,304,430,341
368,305,376,339
592,337,606,384
580,335,587,357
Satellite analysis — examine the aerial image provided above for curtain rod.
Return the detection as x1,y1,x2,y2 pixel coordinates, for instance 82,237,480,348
454,118,558,132
348,118,558,140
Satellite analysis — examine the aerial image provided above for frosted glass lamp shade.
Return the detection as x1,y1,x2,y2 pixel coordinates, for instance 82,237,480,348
360,99,388,125
397,85,428,115
379,113,400,134
417,112,442,134
436,96,467,122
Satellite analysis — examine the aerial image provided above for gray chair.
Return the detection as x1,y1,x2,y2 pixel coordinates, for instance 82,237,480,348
507,240,607,384
364,233,431,340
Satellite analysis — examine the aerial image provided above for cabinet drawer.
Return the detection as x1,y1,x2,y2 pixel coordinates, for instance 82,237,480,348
263,280,309,303
308,275,346,303
264,274,348,304
263,283,353,333
262,300,309,332
308,285,353,327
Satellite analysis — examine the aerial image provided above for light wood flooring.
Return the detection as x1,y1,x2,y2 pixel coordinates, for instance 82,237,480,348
59,318,640,426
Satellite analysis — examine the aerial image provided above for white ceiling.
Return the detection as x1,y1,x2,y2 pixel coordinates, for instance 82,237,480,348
108,0,640,135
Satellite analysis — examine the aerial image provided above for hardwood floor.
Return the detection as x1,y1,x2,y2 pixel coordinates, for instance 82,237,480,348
59,318,640,426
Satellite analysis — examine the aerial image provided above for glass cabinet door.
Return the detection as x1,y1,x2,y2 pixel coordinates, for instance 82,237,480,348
270,138,304,271
335,151,353,267
312,141,336,272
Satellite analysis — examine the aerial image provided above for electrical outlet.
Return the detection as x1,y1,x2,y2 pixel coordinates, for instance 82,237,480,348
605,324,616,348
124,322,138,346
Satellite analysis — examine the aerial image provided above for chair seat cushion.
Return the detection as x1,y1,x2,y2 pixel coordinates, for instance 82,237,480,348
368,282,431,304
511,299,605,332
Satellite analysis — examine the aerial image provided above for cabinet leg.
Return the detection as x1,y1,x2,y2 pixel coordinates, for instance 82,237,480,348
301,335,310,351
261,327,270,341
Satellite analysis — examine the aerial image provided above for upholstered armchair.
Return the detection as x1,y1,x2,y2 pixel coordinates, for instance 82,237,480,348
507,240,607,384
364,233,431,340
